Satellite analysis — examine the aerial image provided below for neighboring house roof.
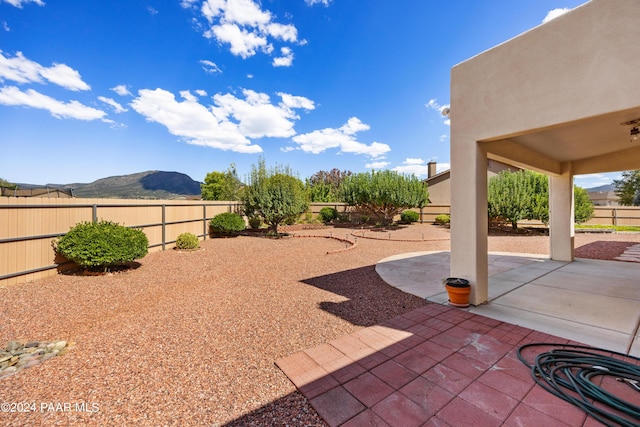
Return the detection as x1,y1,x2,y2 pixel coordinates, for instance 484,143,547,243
0,187,73,198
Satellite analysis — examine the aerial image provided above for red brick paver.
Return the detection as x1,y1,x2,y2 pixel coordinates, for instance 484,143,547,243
275,304,618,426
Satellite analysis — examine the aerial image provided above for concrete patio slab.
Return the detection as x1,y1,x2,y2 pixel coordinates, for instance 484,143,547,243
376,251,640,357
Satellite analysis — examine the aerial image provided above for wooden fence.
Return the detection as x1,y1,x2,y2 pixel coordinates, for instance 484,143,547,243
0,199,637,288
0,198,240,287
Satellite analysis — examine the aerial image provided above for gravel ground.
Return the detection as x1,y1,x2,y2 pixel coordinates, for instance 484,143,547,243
0,224,639,426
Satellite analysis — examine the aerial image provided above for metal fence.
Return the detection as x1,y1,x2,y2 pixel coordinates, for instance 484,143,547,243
0,199,637,287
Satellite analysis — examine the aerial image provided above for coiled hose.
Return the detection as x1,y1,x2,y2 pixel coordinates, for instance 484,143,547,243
517,343,640,427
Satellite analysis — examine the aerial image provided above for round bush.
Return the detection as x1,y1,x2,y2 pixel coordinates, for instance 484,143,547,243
435,214,451,225
400,210,420,223
210,212,245,234
175,232,199,250
55,220,148,270
319,207,338,223
248,215,262,229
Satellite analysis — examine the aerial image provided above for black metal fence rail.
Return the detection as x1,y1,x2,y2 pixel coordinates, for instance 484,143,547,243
0,201,240,282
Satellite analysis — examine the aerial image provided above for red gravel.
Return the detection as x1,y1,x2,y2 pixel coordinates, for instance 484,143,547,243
0,224,638,426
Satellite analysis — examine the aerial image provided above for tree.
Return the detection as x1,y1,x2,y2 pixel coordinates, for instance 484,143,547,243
306,168,352,202
339,170,429,225
574,186,595,224
241,159,309,234
0,178,17,190
488,170,594,229
201,164,243,201
488,170,537,229
613,170,640,206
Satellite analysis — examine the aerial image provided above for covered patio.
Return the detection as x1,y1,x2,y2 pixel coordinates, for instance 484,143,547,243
449,0,640,305
376,251,640,357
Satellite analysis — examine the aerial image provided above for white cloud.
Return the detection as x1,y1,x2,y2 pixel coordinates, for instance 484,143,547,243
404,158,424,165
98,96,127,113
392,159,450,177
304,0,331,6
365,161,389,169
0,86,106,120
195,89,208,96
0,51,90,91
266,23,297,42
2,0,45,8
292,117,390,158
213,89,310,138
180,0,198,8
2,21,9,32
542,8,570,24
187,0,301,65
111,84,131,96
272,46,294,67
207,23,269,58
131,87,315,154
180,90,199,102
393,158,428,176
147,6,158,15
278,92,315,111
574,172,620,189
132,88,261,153
200,59,222,74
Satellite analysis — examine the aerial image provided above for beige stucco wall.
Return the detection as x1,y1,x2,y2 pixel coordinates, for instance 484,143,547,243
450,0,640,305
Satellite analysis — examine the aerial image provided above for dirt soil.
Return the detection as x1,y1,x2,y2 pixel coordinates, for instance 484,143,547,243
0,224,638,426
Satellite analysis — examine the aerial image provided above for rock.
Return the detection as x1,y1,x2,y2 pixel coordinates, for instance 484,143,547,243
6,340,21,352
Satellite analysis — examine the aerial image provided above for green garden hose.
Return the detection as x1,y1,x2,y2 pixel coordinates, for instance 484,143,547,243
517,343,640,427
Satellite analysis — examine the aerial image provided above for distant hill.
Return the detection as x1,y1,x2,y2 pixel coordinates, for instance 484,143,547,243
18,171,202,199
586,184,615,193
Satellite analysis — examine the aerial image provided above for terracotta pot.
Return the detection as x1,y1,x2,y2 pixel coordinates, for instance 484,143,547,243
444,278,470,308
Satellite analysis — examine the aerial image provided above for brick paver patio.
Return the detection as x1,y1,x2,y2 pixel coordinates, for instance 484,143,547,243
276,304,638,426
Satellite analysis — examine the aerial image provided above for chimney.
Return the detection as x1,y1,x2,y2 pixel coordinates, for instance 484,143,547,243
427,161,437,178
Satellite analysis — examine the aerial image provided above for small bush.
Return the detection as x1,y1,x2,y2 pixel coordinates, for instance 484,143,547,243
175,232,199,250
210,212,245,235
55,220,148,271
435,214,450,225
319,207,338,223
248,215,262,229
400,210,420,223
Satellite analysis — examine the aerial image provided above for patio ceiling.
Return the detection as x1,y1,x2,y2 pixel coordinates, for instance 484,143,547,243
480,107,640,176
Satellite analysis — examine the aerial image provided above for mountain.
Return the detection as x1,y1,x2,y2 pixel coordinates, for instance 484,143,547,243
19,171,202,199
586,184,615,193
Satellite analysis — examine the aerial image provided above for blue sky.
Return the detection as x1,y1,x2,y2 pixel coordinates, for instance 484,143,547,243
1,0,613,189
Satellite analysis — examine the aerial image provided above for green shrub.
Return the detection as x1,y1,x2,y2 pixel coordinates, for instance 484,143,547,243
210,212,245,234
435,214,450,225
55,220,148,271
319,207,338,223
400,210,420,223
248,215,262,229
175,232,199,250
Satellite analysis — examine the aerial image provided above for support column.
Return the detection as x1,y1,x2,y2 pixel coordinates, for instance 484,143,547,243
450,139,488,305
549,164,574,261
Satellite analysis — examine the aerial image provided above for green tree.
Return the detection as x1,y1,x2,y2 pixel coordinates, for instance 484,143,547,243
306,168,352,202
613,170,640,206
339,170,429,225
488,170,537,229
241,159,309,234
201,164,243,201
0,178,17,190
488,170,594,229
574,186,595,224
